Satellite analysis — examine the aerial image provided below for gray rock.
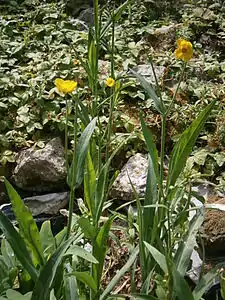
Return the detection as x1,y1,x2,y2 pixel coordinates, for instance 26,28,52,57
65,0,91,18
186,250,203,284
78,8,94,26
110,153,148,201
132,64,166,84
13,138,66,192
153,24,176,36
0,192,69,217
23,192,69,216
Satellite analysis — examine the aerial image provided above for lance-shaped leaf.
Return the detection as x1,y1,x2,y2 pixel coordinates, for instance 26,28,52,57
131,69,165,115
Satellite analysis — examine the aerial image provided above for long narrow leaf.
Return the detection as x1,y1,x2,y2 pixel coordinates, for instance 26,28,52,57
68,117,97,187
76,117,97,186
140,113,159,181
173,268,194,300
64,263,78,300
144,242,168,274
72,272,97,292
84,150,96,217
93,216,115,289
174,209,204,276
167,99,216,189
31,233,81,300
0,211,38,282
131,70,165,115
4,178,45,266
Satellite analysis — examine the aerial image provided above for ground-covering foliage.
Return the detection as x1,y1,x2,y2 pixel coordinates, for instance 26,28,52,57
1,0,225,299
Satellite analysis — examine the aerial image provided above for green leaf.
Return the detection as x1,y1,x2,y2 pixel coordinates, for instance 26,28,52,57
0,211,38,282
64,263,78,300
4,178,45,267
144,242,168,274
31,233,81,300
84,150,96,217
100,246,139,300
1,239,17,269
77,217,97,240
131,70,165,115
143,155,158,246
173,268,194,300
140,113,159,181
39,221,56,258
174,209,204,276
68,117,97,187
6,289,32,300
72,272,97,292
93,216,115,288
66,245,98,264
167,99,216,189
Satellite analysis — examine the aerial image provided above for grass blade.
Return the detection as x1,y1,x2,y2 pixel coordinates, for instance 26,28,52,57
4,178,45,266
0,210,38,282
131,70,165,115
31,233,81,300
93,216,115,289
68,117,97,187
167,99,216,189
72,272,97,292
140,113,159,181
174,209,204,276
64,263,78,300
173,268,194,300
144,242,168,274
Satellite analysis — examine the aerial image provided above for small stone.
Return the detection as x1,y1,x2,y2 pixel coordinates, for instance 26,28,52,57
110,153,148,201
13,138,66,192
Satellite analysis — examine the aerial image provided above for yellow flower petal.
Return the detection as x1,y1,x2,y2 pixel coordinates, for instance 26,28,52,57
174,39,193,62
55,78,77,94
105,77,115,87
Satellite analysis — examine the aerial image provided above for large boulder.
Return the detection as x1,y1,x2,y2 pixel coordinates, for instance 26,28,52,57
110,153,148,201
13,138,67,192
201,195,225,256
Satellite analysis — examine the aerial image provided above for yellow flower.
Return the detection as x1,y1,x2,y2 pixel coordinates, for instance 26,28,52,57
55,78,77,94
105,77,115,87
74,60,79,65
174,39,193,62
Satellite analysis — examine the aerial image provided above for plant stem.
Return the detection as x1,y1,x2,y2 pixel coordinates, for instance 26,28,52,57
65,98,69,174
111,9,115,79
93,0,100,116
166,62,186,116
105,11,116,163
66,99,78,240
159,115,166,202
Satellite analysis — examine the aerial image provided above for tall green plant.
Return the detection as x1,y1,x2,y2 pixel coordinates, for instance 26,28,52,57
131,39,218,298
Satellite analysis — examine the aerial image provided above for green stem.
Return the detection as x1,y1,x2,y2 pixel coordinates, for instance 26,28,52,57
65,98,69,174
93,0,100,116
66,99,78,240
111,9,115,79
166,62,186,116
159,115,166,202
